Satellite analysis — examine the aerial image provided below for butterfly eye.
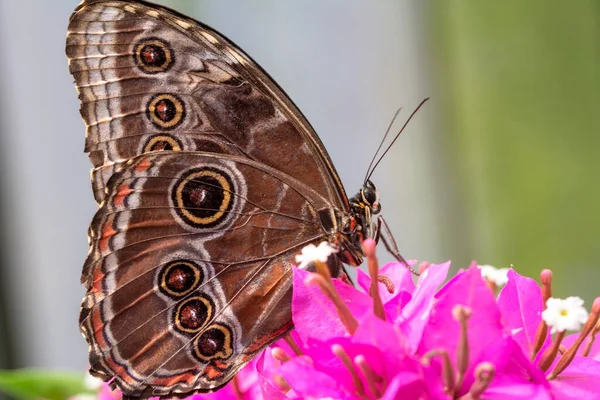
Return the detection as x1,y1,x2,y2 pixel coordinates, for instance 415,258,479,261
361,187,378,206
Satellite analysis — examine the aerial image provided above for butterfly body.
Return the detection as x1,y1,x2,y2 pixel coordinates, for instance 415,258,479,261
67,1,386,398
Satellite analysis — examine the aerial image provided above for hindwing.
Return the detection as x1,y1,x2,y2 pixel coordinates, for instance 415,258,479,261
81,151,333,397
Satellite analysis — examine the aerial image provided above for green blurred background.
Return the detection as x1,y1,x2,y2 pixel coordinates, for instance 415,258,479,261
430,0,599,298
0,0,597,382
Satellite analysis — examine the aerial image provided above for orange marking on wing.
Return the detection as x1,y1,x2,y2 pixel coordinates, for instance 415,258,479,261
90,307,107,349
90,261,105,294
106,357,136,385
113,183,134,207
151,372,196,387
91,273,105,296
135,158,152,172
98,216,116,253
203,364,225,381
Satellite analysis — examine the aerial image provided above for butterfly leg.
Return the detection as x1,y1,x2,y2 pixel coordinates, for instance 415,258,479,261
376,216,419,275
375,215,402,259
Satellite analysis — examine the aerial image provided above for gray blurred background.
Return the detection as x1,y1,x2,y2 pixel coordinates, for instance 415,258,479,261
0,0,597,372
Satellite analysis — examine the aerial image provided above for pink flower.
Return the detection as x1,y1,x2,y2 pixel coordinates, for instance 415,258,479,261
264,241,523,399
264,240,600,399
356,258,451,333
257,240,443,399
83,241,600,400
497,269,600,400
418,265,551,399
268,267,419,398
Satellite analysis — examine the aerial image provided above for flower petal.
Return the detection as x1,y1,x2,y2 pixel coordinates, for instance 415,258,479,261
396,261,451,351
497,269,551,361
383,291,413,321
356,261,416,304
549,356,600,400
304,336,383,393
255,350,289,400
379,372,426,400
352,312,413,381
482,377,553,400
292,267,371,343
277,357,350,399
417,265,503,395
467,337,551,400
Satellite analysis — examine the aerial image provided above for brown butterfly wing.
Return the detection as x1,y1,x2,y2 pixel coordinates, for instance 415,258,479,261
80,151,334,398
66,0,347,208
67,1,352,397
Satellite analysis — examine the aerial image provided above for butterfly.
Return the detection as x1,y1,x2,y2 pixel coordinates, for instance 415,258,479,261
66,0,413,398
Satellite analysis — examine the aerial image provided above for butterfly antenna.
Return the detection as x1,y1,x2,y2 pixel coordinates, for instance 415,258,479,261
366,98,430,182
364,107,403,185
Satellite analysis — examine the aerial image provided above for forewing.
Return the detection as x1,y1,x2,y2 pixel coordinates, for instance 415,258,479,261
66,0,347,207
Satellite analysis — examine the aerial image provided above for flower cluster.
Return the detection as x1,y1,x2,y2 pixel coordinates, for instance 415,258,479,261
79,240,600,400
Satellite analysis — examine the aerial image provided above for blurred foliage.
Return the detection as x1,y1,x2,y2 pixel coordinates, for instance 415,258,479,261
0,369,89,400
430,1,599,302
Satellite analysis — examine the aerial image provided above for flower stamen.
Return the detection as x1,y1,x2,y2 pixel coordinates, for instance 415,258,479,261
532,269,553,359
421,349,455,394
582,319,600,357
273,373,291,392
461,362,495,400
362,239,386,321
419,261,430,275
283,333,303,356
271,347,292,363
332,344,366,398
453,305,472,390
355,354,383,398
537,330,566,372
305,272,358,334
558,344,567,355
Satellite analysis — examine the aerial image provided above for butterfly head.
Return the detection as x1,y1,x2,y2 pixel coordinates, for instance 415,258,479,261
360,180,381,215
339,180,381,265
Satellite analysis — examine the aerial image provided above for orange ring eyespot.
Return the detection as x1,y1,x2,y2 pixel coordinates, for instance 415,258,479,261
158,260,202,298
133,37,174,74
172,168,234,229
193,323,233,362
173,296,213,334
146,94,186,130
143,134,183,152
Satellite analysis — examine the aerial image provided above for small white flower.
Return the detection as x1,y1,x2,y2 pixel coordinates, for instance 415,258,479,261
542,296,589,334
70,395,97,400
295,241,337,269
478,264,509,287
83,373,102,390
68,374,102,400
